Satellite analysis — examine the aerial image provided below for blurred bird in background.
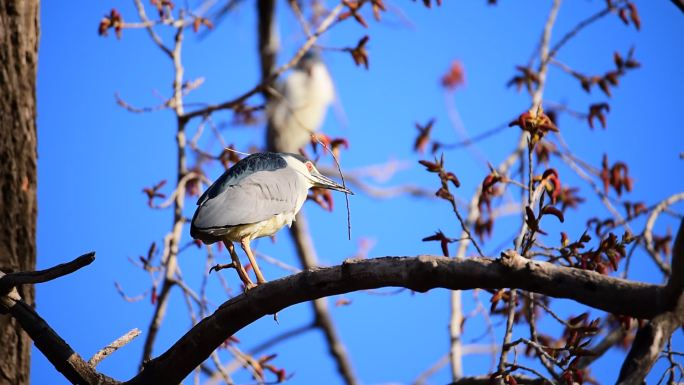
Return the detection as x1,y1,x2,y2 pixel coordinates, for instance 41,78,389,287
266,50,335,153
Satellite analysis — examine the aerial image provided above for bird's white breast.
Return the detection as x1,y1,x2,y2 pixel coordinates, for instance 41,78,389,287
222,210,297,242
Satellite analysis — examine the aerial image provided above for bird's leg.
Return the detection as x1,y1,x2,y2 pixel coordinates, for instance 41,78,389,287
240,238,267,285
224,240,255,290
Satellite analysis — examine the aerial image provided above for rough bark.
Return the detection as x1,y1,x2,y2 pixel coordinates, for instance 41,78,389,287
128,252,667,385
616,219,684,385
0,250,678,385
0,1,39,385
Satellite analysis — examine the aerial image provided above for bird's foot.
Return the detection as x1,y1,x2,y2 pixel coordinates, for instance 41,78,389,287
209,263,235,273
242,282,257,292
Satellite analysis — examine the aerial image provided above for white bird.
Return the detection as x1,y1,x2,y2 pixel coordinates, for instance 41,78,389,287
266,51,334,153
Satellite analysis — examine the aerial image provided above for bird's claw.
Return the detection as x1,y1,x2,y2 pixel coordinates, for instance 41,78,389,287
209,263,235,274
243,282,257,292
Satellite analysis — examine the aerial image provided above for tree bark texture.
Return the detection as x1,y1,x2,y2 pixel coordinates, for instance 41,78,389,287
0,1,39,385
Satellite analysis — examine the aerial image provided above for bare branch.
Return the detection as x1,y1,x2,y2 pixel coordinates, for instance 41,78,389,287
89,329,142,367
617,219,684,385
673,0,684,13
0,252,95,295
616,312,681,385
318,164,433,199
530,0,562,113
545,5,614,65
414,345,499,385
496,289,518,380
132,0,173,57
0,254,117,385
180,3,344,122
434,122,509,151
451,374,547,385
140,11,189,365
643,192,684,276
6,300,118,385
449,290,464,380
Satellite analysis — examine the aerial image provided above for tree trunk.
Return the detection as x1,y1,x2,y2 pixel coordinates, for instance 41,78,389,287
0,1,39,385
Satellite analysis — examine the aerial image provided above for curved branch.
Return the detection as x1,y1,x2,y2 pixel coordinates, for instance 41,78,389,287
672,0,684,13
128,252,666,385
617,218,684,385
643,192,684,276
0,252,95,295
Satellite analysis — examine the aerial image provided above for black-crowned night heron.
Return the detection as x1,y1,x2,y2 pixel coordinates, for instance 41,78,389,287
266,50,334,153
190,152,352,288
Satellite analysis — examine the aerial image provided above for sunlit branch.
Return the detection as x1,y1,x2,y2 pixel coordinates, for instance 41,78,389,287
88,329,141,368
643,192,684,276
617,219,684,385
180,3,344,122
128,250,672,385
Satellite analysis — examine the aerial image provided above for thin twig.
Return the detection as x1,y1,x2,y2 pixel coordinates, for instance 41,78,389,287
180,3,344,122
435,123,510,151
496,289,519,381
0,252,95,295
526,293,559,379
545,5,616,65
256,251,301,274
115,92,171,113
506,363,554,385
643,192,684,276
313,136,353,240
133,0,173,57
288,0,312,37
531,0,562,113
88,328,141,367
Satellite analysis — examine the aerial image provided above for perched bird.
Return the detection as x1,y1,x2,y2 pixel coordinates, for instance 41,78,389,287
190,152,352,288
266,50,335,153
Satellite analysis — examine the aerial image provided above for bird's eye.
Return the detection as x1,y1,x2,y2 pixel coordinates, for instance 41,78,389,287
306,162,313,172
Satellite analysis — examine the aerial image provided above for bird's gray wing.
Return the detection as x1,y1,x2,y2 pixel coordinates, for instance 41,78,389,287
196,152,288,206
191,167,305,231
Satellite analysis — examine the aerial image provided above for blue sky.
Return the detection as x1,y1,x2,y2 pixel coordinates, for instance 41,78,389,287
34,1,682,384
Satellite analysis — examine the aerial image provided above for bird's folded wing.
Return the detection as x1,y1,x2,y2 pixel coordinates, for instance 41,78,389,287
191,169,303,230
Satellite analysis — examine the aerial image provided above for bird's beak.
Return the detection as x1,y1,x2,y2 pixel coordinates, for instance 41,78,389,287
311,171,354,195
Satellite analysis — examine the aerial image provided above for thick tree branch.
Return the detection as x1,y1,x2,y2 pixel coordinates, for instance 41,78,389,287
128,252,667,384
6,301,117,385
4,248,677,385
0,254,117,385
450,375,547,385
617,219,684,385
